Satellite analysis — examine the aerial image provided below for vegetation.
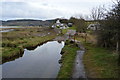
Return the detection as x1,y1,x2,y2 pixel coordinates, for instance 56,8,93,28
69,17,87,32
2,19,54,26
1,1,120,78
1,27,58,63
90,0,120,65
61,26,76,34
83,43,118,78
57,40,79,78
68,26,76,30
72,0,120,78
76,33,118,78
61,29,68,34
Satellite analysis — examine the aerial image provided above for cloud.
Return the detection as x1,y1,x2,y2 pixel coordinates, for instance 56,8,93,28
1,0,112,3
1,2,66,20
0,0,113,20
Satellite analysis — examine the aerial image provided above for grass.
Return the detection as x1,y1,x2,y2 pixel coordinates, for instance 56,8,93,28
1,27,58,63
83,43,118,78
68,26,76,30
61,26,76,34
62,29,68,34
57,40,79,78
76,33,119,78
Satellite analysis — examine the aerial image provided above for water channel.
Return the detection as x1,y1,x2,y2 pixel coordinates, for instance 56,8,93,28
0,26,25,32
2,41,64,78
0,29,14,32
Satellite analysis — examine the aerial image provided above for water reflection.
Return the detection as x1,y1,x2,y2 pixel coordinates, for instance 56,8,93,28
2,41,64,78
0,29,14,32
0,26,23,28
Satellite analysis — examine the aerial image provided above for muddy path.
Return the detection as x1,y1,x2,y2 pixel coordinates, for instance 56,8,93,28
54,30,76,41
72,50,86,78
54,29,87,79
72,41,87,79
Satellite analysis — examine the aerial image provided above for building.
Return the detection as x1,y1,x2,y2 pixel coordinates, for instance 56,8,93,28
87,24,100,30
51,20,68,29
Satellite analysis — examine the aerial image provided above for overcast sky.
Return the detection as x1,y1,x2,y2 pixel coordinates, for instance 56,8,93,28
0,0,113,20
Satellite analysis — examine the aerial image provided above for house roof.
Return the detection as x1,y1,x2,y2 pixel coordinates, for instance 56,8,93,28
56,20,60,24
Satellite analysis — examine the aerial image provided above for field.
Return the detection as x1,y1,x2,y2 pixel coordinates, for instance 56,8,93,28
1,27,59,63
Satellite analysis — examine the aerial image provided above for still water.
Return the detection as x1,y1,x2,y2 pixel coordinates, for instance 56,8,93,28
0,26,23,28
0,29,14,32
2,41,64,78
0,26,24,32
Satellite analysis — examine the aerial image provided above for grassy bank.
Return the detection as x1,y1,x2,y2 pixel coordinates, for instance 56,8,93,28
76,33,118,78
57,41,79,78
83,43,118,78
1,27,58,63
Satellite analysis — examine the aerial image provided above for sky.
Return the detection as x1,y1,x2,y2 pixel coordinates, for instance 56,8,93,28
0,0,113,20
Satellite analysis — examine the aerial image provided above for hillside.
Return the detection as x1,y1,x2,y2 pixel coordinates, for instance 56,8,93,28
1,19,55,27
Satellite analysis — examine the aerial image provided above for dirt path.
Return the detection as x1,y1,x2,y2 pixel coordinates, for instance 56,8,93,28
71,40,87,79
54,29,87,79
53,34,69,41
54,30,76,41
72,50,86,78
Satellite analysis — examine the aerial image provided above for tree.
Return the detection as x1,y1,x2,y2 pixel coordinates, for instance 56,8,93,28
105,0,120,65
91,5,107,21
96,0,120,65
69,17,87,32
112,0,120,65
76,18,86,32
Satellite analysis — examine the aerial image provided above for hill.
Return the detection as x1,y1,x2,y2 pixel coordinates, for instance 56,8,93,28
1,19,55,27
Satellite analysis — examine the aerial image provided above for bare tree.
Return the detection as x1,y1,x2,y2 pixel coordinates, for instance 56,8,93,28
91,5,107,21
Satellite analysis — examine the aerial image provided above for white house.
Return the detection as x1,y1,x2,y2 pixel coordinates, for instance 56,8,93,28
51,20,68,29
87,24,100,30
